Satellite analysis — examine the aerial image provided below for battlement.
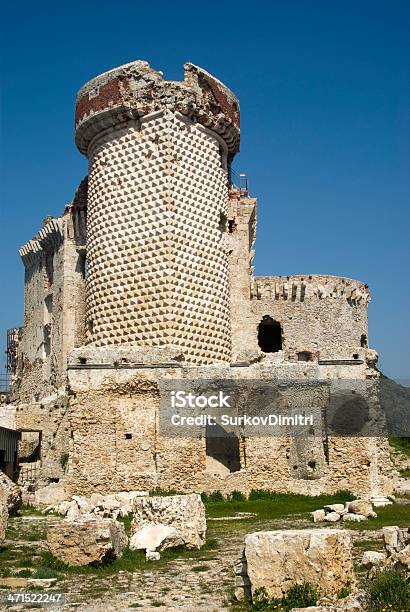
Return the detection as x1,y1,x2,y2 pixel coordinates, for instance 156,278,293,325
75,61,240,156
251,275,370,306
19,218,63,268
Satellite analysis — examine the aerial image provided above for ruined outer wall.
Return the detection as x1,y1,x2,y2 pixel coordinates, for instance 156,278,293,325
64,360,395,497
228,189,258,362
76,61,240,364
16,190,87,403
250,275,370,360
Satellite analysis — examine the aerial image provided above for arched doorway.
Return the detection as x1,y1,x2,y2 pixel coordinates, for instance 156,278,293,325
258,316,282,353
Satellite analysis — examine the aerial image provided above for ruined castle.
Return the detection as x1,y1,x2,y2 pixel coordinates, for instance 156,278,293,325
4,61,395,497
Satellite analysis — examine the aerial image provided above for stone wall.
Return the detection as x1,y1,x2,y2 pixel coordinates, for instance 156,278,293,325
249,275,370,361
64,356,395,498
228,189,257,362
15,189,86,404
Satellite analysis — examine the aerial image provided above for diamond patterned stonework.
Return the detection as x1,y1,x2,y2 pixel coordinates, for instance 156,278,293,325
86,112,231,363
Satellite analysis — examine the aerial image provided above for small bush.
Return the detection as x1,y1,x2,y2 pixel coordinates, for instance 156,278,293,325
207,490,225,502
368,568,410,611
338,585,352,599
229,490,246,501
389,437,410,457
252,582,318,610
148,487,180,497
117,513,133,534
13,569,32,578
32,566,59,579
283,583,318,610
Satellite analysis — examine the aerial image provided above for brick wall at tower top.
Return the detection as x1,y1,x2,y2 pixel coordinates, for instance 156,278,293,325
87,112,231,363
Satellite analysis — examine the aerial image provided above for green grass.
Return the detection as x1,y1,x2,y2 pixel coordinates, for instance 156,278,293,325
368,569,410,611
399,467,410,478
13,569,32,578
204,490,355,520
251,583,318,611
343,502,410,530
17,505,44,517
31,566,59,579
389,437,410,457
353,538,383,551
39,537,218,576
117,513,133,535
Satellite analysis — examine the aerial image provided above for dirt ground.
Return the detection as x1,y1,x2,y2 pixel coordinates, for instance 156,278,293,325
0,510,387,611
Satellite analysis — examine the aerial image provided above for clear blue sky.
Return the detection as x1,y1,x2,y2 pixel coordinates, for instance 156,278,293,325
1,1,409,380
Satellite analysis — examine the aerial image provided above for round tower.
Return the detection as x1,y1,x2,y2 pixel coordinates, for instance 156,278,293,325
75,61,240,364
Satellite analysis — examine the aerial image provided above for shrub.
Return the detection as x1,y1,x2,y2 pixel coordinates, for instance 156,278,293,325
389,436,410,457
252,582,318,610
282,583,318,610
148,487,180,497
368,569,410,611
229,490,246,501
32,566,59,579
207,490,225,502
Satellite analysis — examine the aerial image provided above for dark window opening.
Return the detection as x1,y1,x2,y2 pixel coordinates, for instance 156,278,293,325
43,324,51,357
78,357,87,365
228,219,236,234
206,423,240,473
44,251,54,286
360,334,368,348
219,212,227,233
125,433,132,440
258,316,282,353
77,252,87,280
353,353,359,360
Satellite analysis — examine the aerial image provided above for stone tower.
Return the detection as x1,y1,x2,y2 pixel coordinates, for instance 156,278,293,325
75,61,240,364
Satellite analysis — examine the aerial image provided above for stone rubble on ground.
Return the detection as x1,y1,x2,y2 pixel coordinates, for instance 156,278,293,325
34,482,67,506
361,550,387,568
130,493,206,558
0,471,22,513
45,490,149,520
290,591,366,611
47,516,128,566
235,528,355,601
311,499,377,523
361,525,410,572
369,495,393,508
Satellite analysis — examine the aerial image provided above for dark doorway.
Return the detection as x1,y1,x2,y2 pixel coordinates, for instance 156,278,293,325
258,316,282,352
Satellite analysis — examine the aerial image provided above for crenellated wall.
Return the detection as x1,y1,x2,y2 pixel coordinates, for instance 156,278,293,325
249,275,370,361
15,182,87,403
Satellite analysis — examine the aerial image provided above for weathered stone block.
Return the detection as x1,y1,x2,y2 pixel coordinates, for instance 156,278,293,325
342,513,367,522
129,524,184,552
0,472,22,513
362,550,387,567
35,483,67,506
131,493,206,549
243,529,354,599
324,511,341,522
311,509,326,522
47,518,127,566
347,500,376,518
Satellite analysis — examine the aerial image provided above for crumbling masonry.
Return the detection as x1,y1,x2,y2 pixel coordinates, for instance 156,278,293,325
4,61,396,496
